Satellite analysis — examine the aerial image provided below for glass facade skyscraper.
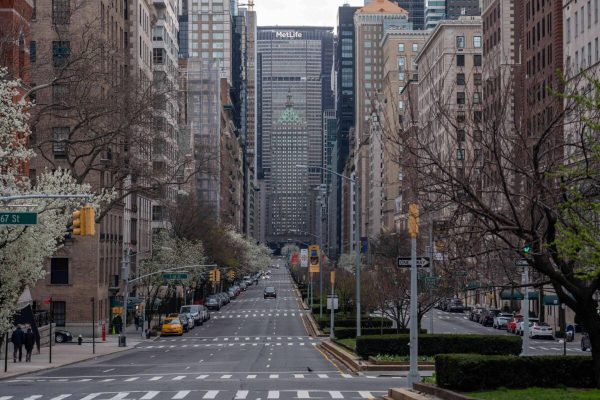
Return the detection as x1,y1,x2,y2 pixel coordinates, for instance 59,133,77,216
257,26,334,243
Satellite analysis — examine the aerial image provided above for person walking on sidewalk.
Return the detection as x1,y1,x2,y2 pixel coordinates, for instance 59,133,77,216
112,315,123,334
11,326,24,363
24,328,35,362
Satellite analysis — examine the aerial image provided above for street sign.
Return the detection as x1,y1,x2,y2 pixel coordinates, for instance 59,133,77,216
300,249,308,268
0,212,38,225
425,276,437,289
327,295,339,310
514,258,529,267
397,257,430,268
162,273,188,280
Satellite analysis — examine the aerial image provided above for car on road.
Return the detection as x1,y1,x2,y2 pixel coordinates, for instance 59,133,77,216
507,315,523,333
228,288,236,299
179,314,191,332
264,286,277,299
161,318,184,336
480,309,500,327
529,322,554,339
493,313,513,329
202,305,210,321
219,292,230,304
206,296,221,311
447,299,465,313
239,282,248,291
516,318,539,335
54,329,73,343
180,305,203,326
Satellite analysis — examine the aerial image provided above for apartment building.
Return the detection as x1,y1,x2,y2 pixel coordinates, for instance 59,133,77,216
0,0,33,82
354,0,410,241
380,29,429,233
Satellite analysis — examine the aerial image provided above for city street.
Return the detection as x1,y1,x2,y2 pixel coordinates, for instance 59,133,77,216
425,309,590,356
0,260,405,400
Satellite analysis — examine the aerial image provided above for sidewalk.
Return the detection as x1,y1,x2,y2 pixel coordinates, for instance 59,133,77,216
0,327,150,380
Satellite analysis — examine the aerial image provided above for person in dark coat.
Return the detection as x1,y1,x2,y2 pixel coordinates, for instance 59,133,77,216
112,315,123,334
11,326,24,363
24,328,35,362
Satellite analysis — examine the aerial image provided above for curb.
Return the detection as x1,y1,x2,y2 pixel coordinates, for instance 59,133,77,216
319,341,363,372
412,383,473,400
384,388,431,400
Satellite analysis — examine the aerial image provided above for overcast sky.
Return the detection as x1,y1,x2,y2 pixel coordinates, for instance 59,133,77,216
253,0,366,29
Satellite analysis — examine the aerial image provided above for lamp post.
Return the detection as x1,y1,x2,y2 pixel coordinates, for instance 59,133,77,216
297,165,361,337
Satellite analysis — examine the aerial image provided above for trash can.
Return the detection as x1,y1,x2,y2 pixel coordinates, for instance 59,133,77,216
118,336,127,347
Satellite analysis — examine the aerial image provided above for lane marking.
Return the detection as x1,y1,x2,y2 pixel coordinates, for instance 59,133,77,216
267,391,279,399
149,376,162,381
125,377,139,382
294,374,305,378
196,375,209,380
203,391,219,399
173,391,191,399
235,391,249,399
80,395,101,400
140,392,159,400
221,374,232,379
172,376,186,381
103,369,115,373
297,391,310,399
269,374,279,379
330,391,344,399
50,396,71,400
247,374,257,379
359,392,373,399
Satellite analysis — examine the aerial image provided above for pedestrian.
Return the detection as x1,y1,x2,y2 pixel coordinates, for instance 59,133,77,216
24,328,35,362
11,326,24,363
134,315,140,332
112,315,123,334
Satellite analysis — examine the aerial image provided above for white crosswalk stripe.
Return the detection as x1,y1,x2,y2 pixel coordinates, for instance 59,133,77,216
358,392,373,399
23,397,42,400
124,377,139,382
235,391,249,399
196,375,209,380
172,376,186,381
49,396,71,400
172,391,191,399
0,397,13,400
203,391,219,399
269,374,279,379
140,392,160,400
149,376,162,381
267,391,280,399
330,392,344,399
246,374,257,379
297,391,310,399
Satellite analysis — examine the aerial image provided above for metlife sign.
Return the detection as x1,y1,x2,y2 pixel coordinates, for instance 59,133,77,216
275,31,303,39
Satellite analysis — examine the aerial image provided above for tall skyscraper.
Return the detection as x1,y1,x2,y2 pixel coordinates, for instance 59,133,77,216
257,26,334,244
425,0,446,29
396,1,426,30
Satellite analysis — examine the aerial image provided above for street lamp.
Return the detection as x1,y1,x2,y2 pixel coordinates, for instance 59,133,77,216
292,229,326,318
296,165,362,337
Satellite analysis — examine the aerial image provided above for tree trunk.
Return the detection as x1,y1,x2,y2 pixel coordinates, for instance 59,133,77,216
580,302,600,387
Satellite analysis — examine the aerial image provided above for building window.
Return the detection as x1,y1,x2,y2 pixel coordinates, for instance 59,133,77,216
474,54,482,66
50,258,69,284
52,41,70,67
566,18,571,43
457,92,466,105
474,73,482,86
456,36,466,48
457,54,465,66
398,43,405,52
457,129,466,142
456,73,465,85
474,111,483,123
29,41,36,63
32,0,37,19
51,301,66,327
52,0,70,25
53,127,69,158
412,43,418,52
457,111,466,123
399,100,404,110
399,72,405,81
457,148,465,160
153,48,164,64
473,92,481,104
473,36,482,48
52,84,69,105
596,0,599,23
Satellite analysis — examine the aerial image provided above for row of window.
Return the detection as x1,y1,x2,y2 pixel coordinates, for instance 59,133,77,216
568,38,600,71
398,43,420,53
456,54,482,67
565,0,599,43
456,35,482,49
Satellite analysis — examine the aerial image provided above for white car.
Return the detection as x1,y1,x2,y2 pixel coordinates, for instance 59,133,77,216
516,318,539,335
529,322,554,339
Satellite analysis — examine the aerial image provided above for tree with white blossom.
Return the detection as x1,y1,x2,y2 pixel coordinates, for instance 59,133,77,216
0,70,114,338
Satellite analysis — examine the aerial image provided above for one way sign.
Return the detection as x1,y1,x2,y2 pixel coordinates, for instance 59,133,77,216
397,257,430,268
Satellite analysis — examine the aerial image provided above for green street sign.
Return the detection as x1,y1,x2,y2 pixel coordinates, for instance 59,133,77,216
0,212,38,225
425,276,438,289
162,273,188,281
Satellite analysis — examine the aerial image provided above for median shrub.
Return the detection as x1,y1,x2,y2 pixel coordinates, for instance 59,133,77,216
315,317,393,330
330,327,399,339
435,354,596,391
355,334,522,359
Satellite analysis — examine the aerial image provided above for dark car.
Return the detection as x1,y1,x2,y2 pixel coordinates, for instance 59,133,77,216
264,286,277,299
480,309,500,326
448,299,464,313
206,296,221,311
55,329,73,343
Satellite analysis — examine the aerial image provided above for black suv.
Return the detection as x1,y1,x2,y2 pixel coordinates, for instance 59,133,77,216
264,287,277,299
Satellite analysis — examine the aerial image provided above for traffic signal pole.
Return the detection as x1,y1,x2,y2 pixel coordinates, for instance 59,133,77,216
407,204,421,387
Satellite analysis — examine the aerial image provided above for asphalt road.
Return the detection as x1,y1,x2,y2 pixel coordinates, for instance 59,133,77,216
0,259,405,400
425,309,590,356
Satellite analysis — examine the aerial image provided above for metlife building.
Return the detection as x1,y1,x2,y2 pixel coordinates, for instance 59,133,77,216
257,26,334,244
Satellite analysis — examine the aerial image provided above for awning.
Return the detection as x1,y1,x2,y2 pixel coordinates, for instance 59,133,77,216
500,289,523,300
465,282,480,290
544,294,560,305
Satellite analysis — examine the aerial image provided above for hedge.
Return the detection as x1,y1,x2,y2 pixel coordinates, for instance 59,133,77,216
330,327,400,339
315,317,393,330
435,354,596,391
355,334,522,359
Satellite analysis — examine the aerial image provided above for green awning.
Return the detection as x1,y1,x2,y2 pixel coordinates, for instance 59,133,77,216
544,294,560,305
500,289,523,300
465,282,480,290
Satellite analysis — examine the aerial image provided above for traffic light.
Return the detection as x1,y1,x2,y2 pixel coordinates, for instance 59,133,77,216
71,206,96,236
408,203,419,238
522,244,532,258
209,270,216,283
215,269,221,282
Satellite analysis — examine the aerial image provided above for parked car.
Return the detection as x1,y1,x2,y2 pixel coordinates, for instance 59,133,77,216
469,307,485,322
448,299,465,313
480,309,500,326
179,315,190,332
182,313,195,330
54,329,73,343
507,315,523,333
220,292,230,304
516,318,539,336
228,288,236,299
493,313,513,329
264,286,277,299
180,305,203,326
206,296,221,311
529,322,554,339
239,282,248,291
161,318,184,336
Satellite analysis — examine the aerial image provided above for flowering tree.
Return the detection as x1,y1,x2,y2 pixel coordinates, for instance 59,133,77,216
0,71,113,336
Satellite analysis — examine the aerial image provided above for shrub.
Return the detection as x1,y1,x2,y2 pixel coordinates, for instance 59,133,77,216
435,354,596,391
315,317,393,330
355,334,522,359
331,327,400,339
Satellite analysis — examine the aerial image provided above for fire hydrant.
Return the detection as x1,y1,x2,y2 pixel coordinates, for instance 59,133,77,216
77,335,83,345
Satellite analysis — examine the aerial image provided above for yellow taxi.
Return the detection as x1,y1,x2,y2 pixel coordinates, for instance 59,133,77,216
161,317,184,336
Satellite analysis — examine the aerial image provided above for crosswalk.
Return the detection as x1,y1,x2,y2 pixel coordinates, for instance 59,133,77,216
211,312,299,319
529,345,584,352
9,372,365,384
0,390,387,400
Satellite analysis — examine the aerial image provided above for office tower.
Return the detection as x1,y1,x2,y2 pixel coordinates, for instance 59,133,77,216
257,27,334,244
446,0,481,19
425,0,446,29
396,1,426,30
354,0,410,239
